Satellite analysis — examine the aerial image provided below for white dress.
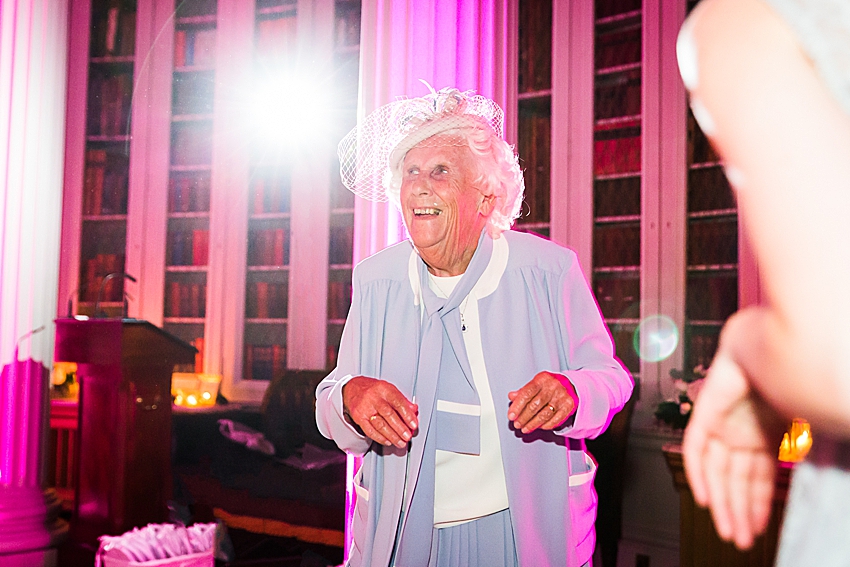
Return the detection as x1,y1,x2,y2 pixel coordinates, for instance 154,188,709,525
759,1,850,566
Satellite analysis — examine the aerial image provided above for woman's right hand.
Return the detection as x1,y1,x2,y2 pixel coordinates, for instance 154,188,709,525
342,376,419,449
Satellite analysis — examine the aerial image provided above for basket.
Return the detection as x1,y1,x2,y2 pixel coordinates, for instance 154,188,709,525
100,549,213,567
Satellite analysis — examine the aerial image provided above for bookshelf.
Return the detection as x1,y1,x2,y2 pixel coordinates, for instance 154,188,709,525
515,0,552,238
510,0,749,405
325,0,359,369
680,0,739,371
163,0,217,369
61,0,358,402
592,0,643,377
76,0,136,317
684,104,738,370
238,2,297,383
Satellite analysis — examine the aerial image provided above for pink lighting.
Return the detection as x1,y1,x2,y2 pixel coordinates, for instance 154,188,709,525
345,1,511,559
1,0,72,563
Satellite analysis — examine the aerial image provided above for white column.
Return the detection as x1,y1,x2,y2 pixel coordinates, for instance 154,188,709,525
0,0,71,565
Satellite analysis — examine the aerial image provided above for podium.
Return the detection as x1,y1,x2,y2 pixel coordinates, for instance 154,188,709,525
54,318,196,543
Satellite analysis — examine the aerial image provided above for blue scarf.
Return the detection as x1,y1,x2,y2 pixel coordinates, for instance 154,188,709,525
393,231,493,566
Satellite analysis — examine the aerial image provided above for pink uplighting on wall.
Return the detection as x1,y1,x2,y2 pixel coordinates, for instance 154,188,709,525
1,0,71,563
345,0,513,559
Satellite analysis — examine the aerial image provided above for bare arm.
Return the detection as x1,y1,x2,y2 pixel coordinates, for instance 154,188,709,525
684,0,850,433
680,0,850,549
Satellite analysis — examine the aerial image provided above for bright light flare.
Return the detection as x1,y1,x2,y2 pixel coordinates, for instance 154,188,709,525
633,315,679,362
243,73,335,153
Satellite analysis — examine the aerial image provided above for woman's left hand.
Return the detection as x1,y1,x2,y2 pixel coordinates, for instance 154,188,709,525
508,371,578,434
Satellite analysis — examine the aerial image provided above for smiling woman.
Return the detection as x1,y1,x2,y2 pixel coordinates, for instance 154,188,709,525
315,87,633,567
400,140,491,277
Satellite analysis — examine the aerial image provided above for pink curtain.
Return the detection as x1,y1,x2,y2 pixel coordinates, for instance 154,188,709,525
352,0,513,263
0,0,70,563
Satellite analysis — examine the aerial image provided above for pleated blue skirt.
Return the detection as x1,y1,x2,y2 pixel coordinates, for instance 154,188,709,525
430,509,518,567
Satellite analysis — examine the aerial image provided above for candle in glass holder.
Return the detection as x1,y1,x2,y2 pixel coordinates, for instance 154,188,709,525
778,418,813,462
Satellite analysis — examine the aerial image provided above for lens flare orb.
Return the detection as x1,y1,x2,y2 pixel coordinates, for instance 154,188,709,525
633,315,679,362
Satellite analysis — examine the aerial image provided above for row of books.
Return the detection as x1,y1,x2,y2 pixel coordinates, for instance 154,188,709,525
327,281,352,320
595,27,641,70
255,16,296,62
328,226,354,265
594,176,640,218
176,0,215,18
335,7,361,48
87,73,133,136
91,5,136,57
687,110,722,166
593,276,639,320
166,281,207,318
686,274,738,322
251,176,290,215
248,228,288,266
594,76,641,122
171,124,213,166
592,224,641,268
687,219,738,267
601,327,637,374
243,344,287,382
174,28,216,68
593,136,641,177
169,175,211,213
517,111,552,224
172,73,215,116
688,167,735,213
246,281,287,319
168,229,210,266
517,0,552,94
83,149,128,216
80,253,125,302
596,0,641,20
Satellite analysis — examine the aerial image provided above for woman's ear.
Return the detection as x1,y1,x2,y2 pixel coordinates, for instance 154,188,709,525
478,192,497,216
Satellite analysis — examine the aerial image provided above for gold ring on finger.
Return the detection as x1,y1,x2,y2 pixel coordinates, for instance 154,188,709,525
370,415,379,422
548,405,556,413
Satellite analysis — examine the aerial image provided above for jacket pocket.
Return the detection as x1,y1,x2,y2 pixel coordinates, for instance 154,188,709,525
568,450,598,551
348,468,370,566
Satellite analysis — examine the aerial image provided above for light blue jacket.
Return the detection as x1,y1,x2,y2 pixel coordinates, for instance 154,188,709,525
316,230,633,567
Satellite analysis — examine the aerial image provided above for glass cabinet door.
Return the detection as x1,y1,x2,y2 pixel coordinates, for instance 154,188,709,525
163,0,218,369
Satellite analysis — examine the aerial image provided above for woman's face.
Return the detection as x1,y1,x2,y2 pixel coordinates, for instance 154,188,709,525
400,137,493,276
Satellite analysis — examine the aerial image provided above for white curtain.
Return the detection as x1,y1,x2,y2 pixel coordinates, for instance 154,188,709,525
352,0,514,262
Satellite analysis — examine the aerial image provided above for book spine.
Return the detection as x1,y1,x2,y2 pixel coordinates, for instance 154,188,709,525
169,281,181,317
174,30,186,67
256,281,269,319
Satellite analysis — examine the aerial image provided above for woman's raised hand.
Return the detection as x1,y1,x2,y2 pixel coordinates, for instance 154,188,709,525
342,376,419,449
508,371,578,434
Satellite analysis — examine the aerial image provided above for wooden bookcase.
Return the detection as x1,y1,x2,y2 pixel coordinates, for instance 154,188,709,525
163,0,217,365
511,0,753,406
76,0,137,318
325,0,359,369
592,0,643,378
515,0,552,238
60,0,359,402
682,0,738,371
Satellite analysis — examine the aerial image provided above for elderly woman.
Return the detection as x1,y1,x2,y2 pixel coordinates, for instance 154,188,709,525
316,87,632,567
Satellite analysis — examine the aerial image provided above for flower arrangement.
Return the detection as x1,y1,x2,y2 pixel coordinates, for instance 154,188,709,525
655,365,707,429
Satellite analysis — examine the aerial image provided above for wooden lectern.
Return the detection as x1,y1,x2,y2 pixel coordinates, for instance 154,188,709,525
53,318,196,543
